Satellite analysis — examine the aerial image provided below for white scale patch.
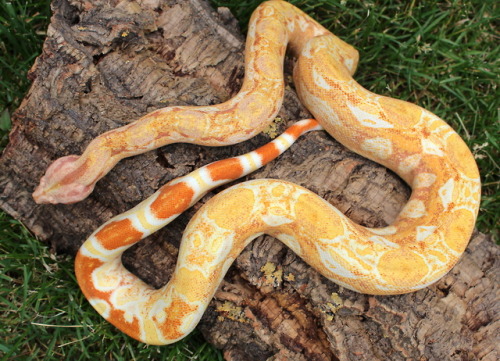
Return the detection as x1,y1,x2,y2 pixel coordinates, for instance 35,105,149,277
413,172,437,188
416,226,437,242
400,199,426,219
347,102,394,129
361,137,393,160
182,170,217,200
343,58,355,74
316,244,358,279
92,260,124,292
150,298,170,324
89,298,111,319
129,213,154,236
81,236,129,261
301,41,314,58
111,286,140,323
79,237,109,261
201,166,216,183
368,235,399,249
302,92,342,127
178,308,202,334
438,178,455,210
246,20,257,40
370,281,406,293
184,175,204,195
398,154,422,175
277,233,302,256
312,26,327,37
312,66,331,90
297,17,310,32
421,138,444,156
240,152,263,174
262,214,294,227
261,3,275,16
273,133,294,153
453,175,481,214
368,226,397,236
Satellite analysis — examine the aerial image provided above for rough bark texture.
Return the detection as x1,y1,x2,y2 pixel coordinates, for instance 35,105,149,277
0,0,498,360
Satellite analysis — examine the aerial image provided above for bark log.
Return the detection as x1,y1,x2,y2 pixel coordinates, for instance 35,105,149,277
0,0,498,360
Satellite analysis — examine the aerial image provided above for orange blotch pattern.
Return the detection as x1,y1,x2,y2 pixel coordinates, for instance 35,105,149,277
151,183,195,219
108,308,141,341
157,297,199,340
207,158,244,181
95,219,143,250
255,142,280,164
74,253,111,304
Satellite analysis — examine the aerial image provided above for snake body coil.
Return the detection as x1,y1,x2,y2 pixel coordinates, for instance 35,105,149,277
33,1,480,345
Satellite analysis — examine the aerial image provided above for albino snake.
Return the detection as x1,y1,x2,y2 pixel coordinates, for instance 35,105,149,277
33,0,480,345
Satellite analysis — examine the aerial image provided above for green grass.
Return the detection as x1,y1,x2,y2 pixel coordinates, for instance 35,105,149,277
0,0,498,359
0,213,223,361
0,0,51,150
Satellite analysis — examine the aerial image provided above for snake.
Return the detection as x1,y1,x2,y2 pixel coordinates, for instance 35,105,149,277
32,0,480,346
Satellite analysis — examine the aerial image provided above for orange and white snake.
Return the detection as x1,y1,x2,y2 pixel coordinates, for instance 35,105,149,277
33,0,480,345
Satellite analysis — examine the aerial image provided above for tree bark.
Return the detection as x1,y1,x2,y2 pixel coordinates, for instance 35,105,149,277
0,0,498,360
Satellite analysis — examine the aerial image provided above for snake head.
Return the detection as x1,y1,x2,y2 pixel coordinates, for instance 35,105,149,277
33,155,95,204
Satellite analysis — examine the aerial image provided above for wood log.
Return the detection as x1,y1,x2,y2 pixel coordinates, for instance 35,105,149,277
0,0,498,360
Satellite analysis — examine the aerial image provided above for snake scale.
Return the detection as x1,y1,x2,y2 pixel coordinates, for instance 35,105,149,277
33,0,480,345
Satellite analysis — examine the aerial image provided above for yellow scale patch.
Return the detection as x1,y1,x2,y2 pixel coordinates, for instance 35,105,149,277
135,208,157,232
83,238,107,258
207,188,255,230
377,249,428,287
191,169,211,190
